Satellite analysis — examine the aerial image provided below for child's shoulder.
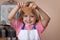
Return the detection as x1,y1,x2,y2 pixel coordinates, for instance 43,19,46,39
36,21,42,26
36,21,44,33
10,18,23,28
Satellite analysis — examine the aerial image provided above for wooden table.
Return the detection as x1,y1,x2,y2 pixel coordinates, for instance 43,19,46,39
0,38,6,40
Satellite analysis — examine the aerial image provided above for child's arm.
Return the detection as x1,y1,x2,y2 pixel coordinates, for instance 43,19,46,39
8,2,25,22
29,3,50,28
8,3,20,22
36,7,50,28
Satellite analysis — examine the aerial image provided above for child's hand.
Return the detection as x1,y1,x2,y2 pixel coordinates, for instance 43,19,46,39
20,2,26,8
17,2,26,8
17,3,20,8
29,2,38,9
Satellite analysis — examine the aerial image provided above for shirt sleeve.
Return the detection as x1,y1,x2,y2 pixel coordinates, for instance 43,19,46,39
10,19,23,30
36,21,44,33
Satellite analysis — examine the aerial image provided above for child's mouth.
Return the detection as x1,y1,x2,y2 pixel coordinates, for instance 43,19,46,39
27,21,32,23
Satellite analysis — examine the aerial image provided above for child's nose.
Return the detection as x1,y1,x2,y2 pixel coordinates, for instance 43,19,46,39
27,17,31,21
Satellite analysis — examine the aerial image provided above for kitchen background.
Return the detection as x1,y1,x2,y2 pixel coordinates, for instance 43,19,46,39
0,0,60,40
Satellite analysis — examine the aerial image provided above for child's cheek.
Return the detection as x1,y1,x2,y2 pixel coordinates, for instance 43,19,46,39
31,18,36,24
23,17,27,22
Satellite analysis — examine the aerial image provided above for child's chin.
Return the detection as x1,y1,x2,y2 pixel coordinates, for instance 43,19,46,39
27,24,32,26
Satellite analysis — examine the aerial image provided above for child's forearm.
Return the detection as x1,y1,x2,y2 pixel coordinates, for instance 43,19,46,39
36,7,50,27
37,7,50,21
8,5,20,20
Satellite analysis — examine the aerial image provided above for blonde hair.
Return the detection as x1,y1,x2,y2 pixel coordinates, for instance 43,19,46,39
18,1,41,24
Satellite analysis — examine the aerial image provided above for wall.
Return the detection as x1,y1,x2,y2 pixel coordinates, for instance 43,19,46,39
0,0,60,40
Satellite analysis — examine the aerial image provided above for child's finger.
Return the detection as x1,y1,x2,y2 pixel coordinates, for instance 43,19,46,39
20,2,22,7
23,4,26,7
29,3,33,8
22,2,25,7
33,3,37,9
21,2,23,6
20,2,24,8
22,2,26,7
30,3,37,9
17,3,20,7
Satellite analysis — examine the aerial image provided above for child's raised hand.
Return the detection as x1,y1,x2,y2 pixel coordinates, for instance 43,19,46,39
20,2,26,8
17,2,26,8
17,3,20,8
29,2,38,9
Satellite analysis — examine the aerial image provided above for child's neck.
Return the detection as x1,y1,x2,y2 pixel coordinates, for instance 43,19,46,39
25,24,34,30
25,24,34,27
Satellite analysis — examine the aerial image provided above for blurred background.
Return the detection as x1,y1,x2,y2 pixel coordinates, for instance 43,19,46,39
0,0,60,40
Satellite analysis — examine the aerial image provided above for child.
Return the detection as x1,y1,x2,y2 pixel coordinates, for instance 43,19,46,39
8,1,50,40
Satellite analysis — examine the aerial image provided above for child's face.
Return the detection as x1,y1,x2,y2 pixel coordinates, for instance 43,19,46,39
23,13,36,26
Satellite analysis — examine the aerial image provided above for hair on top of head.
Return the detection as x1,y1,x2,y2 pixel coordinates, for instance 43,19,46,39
19,6,41,24
18,2,41,24
22,6,32,14
26,1,34,7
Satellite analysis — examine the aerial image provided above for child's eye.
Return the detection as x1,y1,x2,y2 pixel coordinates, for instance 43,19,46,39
24,15,27,17
30,16,34,17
